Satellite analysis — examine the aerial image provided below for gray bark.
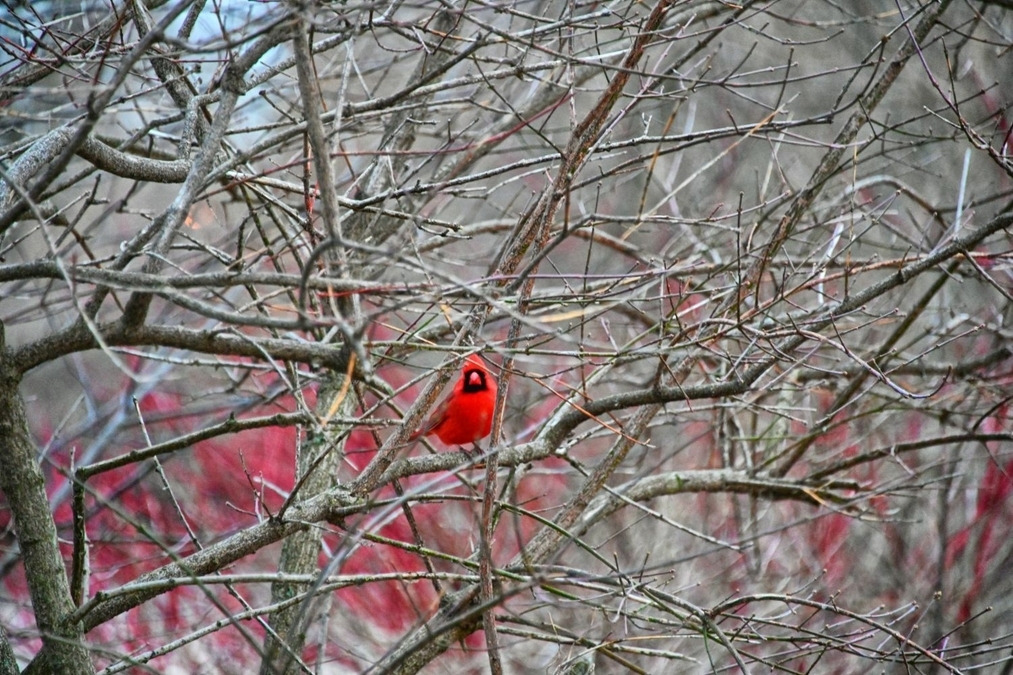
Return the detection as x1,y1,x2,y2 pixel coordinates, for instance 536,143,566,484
259,374,347,675
0,321,92,674
0,622,18,675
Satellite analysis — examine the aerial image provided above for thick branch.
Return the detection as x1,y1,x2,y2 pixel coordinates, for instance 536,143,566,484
0,326,93,673
11,322,350,376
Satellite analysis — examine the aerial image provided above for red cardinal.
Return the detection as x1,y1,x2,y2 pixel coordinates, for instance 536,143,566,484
411,355,497,446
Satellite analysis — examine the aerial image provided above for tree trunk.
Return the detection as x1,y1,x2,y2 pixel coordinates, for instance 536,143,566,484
0,322,92,674
259,372,347,675
0,622,18,675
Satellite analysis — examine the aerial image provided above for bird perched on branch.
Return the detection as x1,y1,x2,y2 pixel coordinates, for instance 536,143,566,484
411,355,497,447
